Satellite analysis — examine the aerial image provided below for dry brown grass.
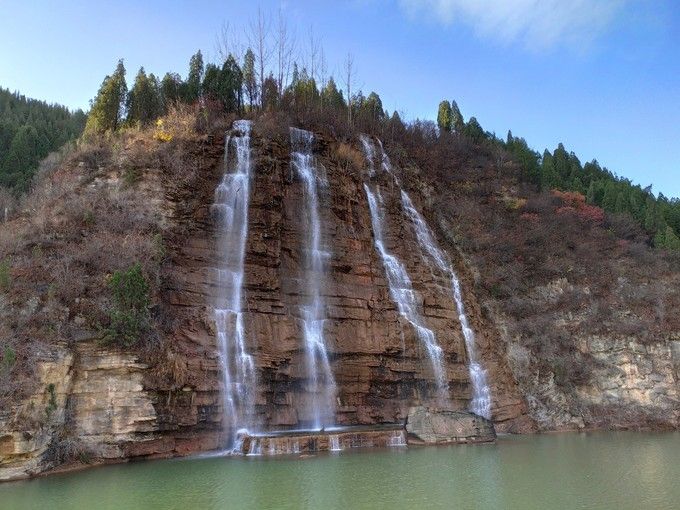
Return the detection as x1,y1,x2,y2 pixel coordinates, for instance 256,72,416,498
335,142,365,174
0,117,193,410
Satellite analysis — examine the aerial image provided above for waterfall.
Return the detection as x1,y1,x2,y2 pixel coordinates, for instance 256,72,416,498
363,135,491,418
212,119,258,447
363,184,448,402
329,435,342,452
387,430,407,447
361,136,448,402
247,438,262,456
289,127,336,430
399,184,492,419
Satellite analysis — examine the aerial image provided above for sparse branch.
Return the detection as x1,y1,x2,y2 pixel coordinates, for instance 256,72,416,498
248,8,273,107
342,53,357,126
275,8,296,96
215,22,243,64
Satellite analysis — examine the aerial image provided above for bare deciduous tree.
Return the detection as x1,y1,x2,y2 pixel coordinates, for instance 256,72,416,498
215,21,243,64
249,8,273,107
308,26,320,84
342,53,357,126
275,8,295,98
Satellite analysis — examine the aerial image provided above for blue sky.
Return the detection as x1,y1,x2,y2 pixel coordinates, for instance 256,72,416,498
1,0,678,198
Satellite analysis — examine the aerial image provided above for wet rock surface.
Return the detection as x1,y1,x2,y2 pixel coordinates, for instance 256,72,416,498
406,406,496,444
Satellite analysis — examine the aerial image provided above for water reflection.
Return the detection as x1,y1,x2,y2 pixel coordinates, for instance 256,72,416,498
1,432,679,510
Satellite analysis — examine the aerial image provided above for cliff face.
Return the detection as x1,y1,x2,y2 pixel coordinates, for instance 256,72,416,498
1,119,678,481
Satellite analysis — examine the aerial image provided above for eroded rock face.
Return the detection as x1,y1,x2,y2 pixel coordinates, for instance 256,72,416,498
0,128,530,480
0,345,74,481
406,406,496,444
12,126,679,481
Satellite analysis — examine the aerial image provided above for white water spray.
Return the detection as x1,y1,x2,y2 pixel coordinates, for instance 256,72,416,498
399,184,492,419
212,120,258,447
290,127,337,430
387,430,407,447
361,136,448,402
330,435,342,452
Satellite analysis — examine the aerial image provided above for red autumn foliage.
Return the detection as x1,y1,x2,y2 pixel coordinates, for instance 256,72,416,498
551,189,586,207
552,189,604,224
520,212,540,222
578,204,605,223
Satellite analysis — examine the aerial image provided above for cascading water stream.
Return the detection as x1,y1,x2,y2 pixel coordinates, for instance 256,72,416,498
364,134,492,418
212,120,258,448
387,430,407,447
361,136,448,403
398,175,492,419
289,127,336,430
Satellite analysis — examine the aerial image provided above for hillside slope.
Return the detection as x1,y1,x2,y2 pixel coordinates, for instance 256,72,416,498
0,108,677,480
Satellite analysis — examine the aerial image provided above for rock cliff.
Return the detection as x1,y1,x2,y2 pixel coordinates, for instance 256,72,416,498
1,118,677,481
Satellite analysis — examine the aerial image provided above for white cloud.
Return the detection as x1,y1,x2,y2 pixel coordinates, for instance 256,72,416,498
399,0,628,50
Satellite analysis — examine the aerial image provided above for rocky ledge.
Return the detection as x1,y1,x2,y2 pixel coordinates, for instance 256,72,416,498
405,406,496,444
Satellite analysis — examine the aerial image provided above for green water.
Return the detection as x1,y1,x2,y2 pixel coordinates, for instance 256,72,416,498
1,432,678,510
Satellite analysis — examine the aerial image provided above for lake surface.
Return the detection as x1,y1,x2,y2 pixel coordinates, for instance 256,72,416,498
1,431,678,510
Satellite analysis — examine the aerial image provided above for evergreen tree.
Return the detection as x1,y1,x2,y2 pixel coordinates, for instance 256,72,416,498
653,225,680,251
552,143,570,183
160,72,183,110
540,150,558,190
387,110,406,140
463,116,484,141
644,198,659,232
202,64,222,101
219,55,243,112
437,100,452,132
320,77,345,110
126,67,161,126
2,125,40,192
0,87,85,194
451,100,464,132
363,92,385,123
84,59,127,136
586,181,597,204
242,48,257,108
184,50,204,103
614,191,626,214
261,73,279,111
601,182,618,212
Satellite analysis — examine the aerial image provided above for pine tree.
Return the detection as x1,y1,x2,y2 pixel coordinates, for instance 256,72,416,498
127,67,161,126
261,73,279,111
184,50,204,103
601,182,618,212
463,116,484,141
84,59,127,136
160,72,183,110
614,191,627,214
586,181,597,204
437,100,452,132
540,150,558,190
644,198,659,232
662,225,680,250
451,100,464,132
202,64,222,101
552,143,570,184
219,55,243,112
0,87,85,194
320,77,345,110
242,48,257,108
364,92,384,123
1,125,40,192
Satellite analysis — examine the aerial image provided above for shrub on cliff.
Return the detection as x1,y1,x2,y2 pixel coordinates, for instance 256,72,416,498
0,258,10,290
102,263,151,347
